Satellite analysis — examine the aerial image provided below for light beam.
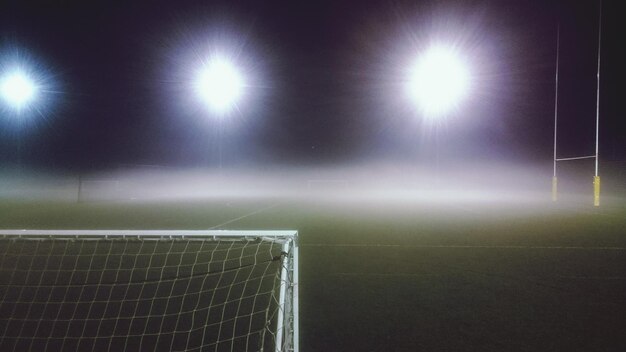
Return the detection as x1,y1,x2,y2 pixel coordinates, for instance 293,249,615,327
0,70,37,110
408,46,469,118
194,57,244,114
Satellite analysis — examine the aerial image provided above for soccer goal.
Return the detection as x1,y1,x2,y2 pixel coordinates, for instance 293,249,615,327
0,230,299,352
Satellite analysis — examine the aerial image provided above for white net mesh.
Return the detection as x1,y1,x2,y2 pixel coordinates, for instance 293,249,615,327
0,231,297,352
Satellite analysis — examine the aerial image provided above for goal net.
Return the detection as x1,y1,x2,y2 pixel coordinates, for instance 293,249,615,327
0,230,299,352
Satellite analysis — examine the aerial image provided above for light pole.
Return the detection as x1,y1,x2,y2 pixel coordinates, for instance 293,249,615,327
407,45,470,178
1,68,39,169
194,56,245,170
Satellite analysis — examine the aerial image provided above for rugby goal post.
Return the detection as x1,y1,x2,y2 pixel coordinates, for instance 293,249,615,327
0,230,299,352
552,4,603,206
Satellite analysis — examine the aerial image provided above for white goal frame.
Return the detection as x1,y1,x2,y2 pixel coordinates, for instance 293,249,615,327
0,229,299,352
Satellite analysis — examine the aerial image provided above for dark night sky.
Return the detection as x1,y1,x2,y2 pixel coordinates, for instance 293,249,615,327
0,0,624,170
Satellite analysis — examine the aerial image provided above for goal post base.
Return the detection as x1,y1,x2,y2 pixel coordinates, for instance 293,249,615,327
552,176,558,202
593,176,600,206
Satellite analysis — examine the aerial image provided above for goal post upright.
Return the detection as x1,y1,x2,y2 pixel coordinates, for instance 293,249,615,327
292,234,299,352
593,0,603,207
275,231,299,352
552,24,561,202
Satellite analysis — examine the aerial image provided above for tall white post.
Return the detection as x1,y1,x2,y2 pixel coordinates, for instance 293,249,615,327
593,0,602,206
552,25,561,202
275,241,290,352
292,237,299,352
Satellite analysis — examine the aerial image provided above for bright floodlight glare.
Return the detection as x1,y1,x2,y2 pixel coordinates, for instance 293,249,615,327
195,58,244,114
1,71,37,109
408,46,469,118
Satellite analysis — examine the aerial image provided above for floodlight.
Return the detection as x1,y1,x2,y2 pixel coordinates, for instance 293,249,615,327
408,46,469,118
194,57,244,114
1,71,37,110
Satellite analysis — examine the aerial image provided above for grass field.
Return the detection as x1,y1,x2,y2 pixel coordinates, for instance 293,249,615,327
1,193,626,351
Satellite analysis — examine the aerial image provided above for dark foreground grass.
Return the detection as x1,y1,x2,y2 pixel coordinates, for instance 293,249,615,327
1,196,626,351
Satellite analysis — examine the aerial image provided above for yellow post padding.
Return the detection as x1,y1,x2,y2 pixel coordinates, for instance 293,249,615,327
552,177,558,202
593,176,600,207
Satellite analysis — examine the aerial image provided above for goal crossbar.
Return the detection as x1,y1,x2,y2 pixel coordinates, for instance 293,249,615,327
555,155,596,162
0,229,297,240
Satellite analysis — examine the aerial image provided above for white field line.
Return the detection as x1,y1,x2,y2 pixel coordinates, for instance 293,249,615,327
330,272,439,278
207,202,280,230
556,276,626,280
303,243,626,250
330,272,626,280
